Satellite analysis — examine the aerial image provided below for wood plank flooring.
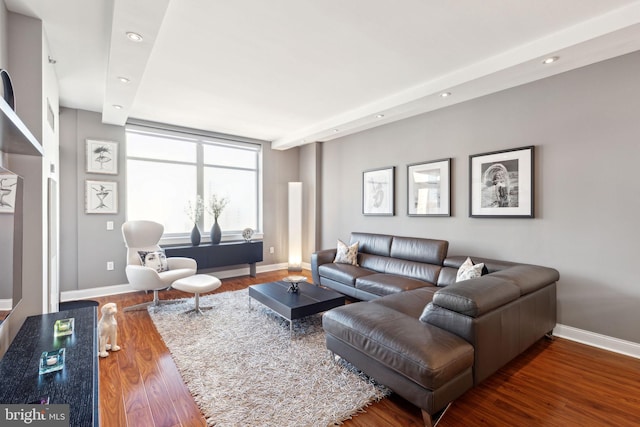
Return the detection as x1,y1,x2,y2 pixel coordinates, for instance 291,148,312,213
94,271,640,426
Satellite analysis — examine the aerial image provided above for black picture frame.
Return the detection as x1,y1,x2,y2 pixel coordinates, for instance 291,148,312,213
362,166,395,216
407,158,451,216
469,146,534,218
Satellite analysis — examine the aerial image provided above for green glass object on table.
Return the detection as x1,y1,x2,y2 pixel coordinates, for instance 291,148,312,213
54,318,74,337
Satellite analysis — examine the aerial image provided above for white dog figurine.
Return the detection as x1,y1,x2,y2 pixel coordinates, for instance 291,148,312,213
98,302,121,357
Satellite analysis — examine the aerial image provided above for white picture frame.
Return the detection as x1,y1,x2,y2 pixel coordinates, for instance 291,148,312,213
407,158,451,216
362,166,395,216
86,139,118,175
86,180,118,214
0,175,18,213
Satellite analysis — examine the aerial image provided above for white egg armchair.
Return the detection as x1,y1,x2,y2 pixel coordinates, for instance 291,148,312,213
122,220,197,311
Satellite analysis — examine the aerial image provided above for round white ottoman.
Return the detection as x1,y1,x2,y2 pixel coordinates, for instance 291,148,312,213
172,274,222,314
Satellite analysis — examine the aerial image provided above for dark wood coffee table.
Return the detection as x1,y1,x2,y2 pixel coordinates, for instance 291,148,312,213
248,281,345,332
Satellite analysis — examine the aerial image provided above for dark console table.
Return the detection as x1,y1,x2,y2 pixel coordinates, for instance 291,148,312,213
0,307,99,426
164,240,263,277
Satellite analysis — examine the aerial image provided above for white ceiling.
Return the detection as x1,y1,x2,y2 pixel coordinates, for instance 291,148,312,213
5,0,640,149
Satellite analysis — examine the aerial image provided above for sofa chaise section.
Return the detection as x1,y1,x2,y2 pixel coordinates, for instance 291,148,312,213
316,233,559,426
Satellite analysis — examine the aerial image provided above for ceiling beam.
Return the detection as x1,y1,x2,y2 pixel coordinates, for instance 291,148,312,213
102,0,171,126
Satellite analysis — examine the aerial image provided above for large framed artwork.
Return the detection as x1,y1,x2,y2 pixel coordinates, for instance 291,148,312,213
362,166,395,216
407,158,451,216
86,180,118,214
86,139,118,174
0,174,18,213
469,145,534,218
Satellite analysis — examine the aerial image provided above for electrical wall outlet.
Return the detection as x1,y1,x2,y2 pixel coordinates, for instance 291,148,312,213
106,221,114,230
269,246,275,254
107,261,114,271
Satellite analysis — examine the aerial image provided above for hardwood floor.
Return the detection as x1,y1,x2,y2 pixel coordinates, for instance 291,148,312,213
94,271,640,426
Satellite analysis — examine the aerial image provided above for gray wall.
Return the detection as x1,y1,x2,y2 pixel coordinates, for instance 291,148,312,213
319,52,640,344
256,136,300,265
59,108,127,291
59,109,301,291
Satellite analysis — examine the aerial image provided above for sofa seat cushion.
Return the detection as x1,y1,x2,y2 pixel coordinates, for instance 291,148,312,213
323,303,474,390
317,263,375,287
355,273,435,297
370,287,438,318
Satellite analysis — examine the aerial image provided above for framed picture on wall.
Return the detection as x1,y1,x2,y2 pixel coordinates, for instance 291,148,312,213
363,166,395,216
469,145,534,218
0,174,18,213
86,139,118,175
407,158,451,216
85,180,118,214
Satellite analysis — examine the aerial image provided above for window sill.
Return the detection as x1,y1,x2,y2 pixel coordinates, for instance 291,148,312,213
160,232,263,247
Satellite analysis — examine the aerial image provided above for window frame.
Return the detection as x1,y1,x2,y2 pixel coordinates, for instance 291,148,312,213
125,122,264,244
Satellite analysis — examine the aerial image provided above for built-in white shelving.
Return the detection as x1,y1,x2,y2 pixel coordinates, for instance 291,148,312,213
0,97,43,156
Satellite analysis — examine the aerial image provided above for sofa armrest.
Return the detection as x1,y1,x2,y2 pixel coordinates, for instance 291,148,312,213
311,249,336,284
428,275,521,318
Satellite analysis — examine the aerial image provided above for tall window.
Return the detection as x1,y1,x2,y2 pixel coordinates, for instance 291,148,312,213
126,124,262,240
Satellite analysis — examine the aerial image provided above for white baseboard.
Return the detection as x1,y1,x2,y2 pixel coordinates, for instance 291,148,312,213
60,284,136,302
554,324,640,360
0,298,11,310
60,262,308,303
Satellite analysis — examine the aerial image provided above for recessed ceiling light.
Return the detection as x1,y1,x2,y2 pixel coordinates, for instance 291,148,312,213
113,104,123,110
126,32,143,42
440,92,451,98
375,114,384,118
117,76,130,83
542,56,559,64
332,129,339,133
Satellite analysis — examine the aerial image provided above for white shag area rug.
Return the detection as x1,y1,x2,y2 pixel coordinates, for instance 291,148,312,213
148,289,389,427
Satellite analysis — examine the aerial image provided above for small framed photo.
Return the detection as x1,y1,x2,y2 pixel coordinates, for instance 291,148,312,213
407,158,451,216
86,139,118,174
363,166,395,216
0,174,18,213
469,146,534,218
86,180,118,214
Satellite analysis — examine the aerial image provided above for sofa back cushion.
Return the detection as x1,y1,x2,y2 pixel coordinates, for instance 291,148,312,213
350,232,392,257
358,253,390,272
436,266,459,287
385,258,442,283
390,236,448,265
348,233,448,283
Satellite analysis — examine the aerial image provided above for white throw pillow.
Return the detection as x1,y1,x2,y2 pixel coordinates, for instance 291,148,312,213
456,257,485,282
333,240,359,266
138,249,169,273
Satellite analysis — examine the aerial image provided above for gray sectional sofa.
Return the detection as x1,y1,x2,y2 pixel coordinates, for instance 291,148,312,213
311,232,559,426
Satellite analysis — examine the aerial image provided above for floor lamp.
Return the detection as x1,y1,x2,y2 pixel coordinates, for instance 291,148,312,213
288,182,302,271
